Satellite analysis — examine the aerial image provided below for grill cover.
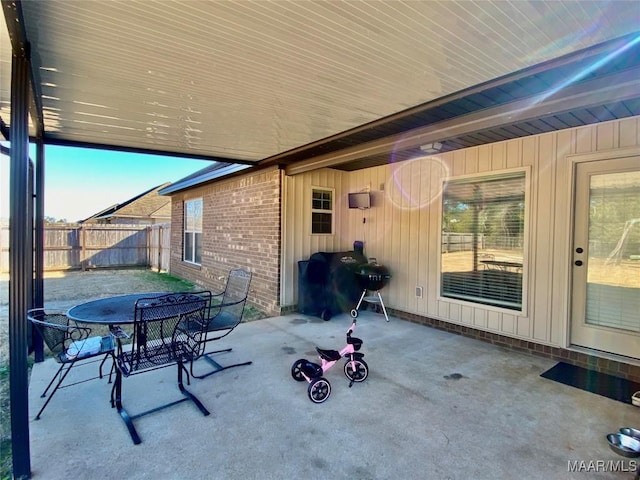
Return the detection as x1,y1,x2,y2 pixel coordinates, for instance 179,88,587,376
298,250,366,319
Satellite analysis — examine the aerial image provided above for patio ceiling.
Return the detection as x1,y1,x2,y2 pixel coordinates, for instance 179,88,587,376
1,1,639,170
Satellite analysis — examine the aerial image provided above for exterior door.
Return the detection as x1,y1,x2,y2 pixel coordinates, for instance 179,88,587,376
571,157,640,359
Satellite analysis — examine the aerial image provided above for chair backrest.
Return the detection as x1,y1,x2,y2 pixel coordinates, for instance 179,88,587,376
27,308,91,361
124,293,209,373
207,269,252,333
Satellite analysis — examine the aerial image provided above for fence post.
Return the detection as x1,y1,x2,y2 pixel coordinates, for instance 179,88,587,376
80,224,86,271
145,226,150,268
157,225,163,272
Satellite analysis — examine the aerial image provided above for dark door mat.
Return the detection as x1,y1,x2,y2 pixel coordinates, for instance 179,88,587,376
540,362,640,405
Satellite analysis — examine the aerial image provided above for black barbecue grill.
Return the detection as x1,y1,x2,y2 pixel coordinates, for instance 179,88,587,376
351,259,391,321
298,250,391,321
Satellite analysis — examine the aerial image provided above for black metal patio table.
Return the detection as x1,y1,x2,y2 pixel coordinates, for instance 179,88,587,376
67,293,168,325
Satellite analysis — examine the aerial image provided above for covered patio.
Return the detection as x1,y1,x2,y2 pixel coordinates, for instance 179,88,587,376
3,2,640,478
28,309,638,479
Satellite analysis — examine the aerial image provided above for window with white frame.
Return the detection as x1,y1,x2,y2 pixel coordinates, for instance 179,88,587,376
184,198,202,264
311,188,333,234
440,172,526,311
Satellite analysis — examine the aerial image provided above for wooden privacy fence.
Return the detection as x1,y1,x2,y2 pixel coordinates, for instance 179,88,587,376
441,233,483,253
441,233,524,252
0,222,171,272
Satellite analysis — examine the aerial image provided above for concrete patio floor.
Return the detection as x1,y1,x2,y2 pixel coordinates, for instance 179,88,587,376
28,311,640,480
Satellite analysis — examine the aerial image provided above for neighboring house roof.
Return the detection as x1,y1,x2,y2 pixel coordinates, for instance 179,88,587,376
159,163,251,195
80,182,172,223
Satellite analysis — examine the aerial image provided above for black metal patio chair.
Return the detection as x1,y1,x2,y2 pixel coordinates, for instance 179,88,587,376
190,268,253,379
110,292,211,445
27,308,115,420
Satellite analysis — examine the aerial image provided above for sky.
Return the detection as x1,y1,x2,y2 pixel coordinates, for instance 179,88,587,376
1,145,213,222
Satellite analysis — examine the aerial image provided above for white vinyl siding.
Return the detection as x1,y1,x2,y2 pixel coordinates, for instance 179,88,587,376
281,115,640,352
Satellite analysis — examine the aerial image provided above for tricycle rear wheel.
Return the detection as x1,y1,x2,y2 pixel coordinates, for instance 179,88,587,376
308,378,331,403
291,359,306,381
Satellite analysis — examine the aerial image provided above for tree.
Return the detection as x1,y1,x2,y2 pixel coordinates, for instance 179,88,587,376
44,216,67,224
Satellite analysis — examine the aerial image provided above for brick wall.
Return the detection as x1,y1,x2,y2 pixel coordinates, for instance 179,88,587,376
169,166,282,315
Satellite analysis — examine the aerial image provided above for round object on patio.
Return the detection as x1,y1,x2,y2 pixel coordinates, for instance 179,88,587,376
606,433,640,458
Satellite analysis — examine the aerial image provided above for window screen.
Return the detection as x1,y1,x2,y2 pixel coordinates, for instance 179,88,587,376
441,173,525,310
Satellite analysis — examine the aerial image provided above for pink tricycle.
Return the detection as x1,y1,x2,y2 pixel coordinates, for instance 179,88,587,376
291,320,368,403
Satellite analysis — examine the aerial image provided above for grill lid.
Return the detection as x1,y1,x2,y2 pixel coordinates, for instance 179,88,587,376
356,261,391,291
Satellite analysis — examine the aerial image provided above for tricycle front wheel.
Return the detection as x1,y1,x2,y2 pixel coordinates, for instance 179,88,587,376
344,359,368,382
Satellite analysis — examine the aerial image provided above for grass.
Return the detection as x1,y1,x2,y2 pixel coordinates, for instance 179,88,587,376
0,358,34,480
0,363,10,480
138,270,200,291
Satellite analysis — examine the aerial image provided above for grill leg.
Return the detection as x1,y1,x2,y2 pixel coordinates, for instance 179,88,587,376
376,292,390,322
355,290,366,310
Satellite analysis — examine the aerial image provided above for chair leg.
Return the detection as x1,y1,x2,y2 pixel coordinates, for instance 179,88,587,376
99,353,115,383
178,362,210,416
110,380,116,408
40,362,66,398
112,365,207,445
190,348,252,380
113,370,142,445
35,363,75,420
181,363,191,385
108,361,116,384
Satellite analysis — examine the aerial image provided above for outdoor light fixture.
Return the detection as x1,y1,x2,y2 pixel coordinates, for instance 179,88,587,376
419,142,443,153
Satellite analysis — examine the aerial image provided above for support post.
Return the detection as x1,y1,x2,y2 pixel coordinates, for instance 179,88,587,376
9,46,33,480
33,139,44,361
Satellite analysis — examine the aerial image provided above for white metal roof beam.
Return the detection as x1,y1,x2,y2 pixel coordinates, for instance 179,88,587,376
40,137,257,165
